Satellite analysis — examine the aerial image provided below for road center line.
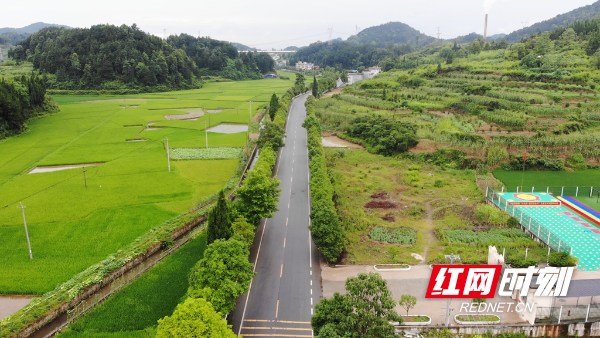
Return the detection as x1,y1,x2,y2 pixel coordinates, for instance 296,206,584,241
284,238,286,248
276,299,280,318
280,264,283,277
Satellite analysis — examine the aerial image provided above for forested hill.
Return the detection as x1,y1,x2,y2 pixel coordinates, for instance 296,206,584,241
346,22,436,47
504,1,600,42
168,34,274,80
9,25,274,91
11,24,201,91
288,40,413,70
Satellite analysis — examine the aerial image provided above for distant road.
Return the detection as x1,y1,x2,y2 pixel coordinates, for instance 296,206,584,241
229,93,322,337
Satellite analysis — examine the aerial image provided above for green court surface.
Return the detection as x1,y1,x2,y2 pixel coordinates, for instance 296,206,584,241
497,192,600,271
573,197,600,213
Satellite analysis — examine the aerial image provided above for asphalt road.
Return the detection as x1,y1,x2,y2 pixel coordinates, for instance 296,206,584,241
229,93,322,337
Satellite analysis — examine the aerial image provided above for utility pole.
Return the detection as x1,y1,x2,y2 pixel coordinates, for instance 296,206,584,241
436,27,442,40
166,137,171,172
205,121,208,148
441,298,453,327
18,202,33,259
249,101,253,121
83,169,87,188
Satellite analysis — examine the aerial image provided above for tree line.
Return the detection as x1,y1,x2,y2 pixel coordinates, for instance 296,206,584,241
8,24,275,91
155,85,295,335
0,74,58,139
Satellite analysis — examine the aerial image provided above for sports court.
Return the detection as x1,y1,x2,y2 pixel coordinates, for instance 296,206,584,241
491,192,600,272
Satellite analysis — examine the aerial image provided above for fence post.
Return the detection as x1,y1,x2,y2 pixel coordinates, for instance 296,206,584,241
547,187,549,193
532,186,535,192
548,231,552,245
591,187,594,198
537,222,540,237
517,186,519,193
576,186,579,197
562,187,564,196
558,306,563,324
502,186,504,193
558,240,561,252
586,304,590,322
520,213,523,223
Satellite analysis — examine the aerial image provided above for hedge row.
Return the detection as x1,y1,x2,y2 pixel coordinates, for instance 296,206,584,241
303,96,346,263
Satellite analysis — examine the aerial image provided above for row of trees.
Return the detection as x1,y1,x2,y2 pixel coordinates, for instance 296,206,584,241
0,74,58,139
8,24,275,91
156,96,289,335
304,96,346,263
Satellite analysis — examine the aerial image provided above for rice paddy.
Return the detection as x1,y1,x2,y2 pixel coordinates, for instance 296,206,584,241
0,78,294,294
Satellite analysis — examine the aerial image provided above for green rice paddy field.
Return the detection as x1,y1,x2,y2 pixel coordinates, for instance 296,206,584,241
0,78,294,294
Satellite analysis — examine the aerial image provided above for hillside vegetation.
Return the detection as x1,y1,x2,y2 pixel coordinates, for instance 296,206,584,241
504,0,600,42
318,19,600,172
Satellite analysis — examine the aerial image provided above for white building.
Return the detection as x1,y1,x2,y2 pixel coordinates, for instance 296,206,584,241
295,61,315,70
346,66,382,85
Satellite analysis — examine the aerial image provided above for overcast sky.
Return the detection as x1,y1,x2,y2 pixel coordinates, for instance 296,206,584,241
2,0,598,49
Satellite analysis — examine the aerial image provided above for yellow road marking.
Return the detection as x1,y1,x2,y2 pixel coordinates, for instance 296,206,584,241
242,327,312,331
243,320,311,324
241,335,311,337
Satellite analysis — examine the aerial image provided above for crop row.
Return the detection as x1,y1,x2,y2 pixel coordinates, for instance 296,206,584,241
334,94,401,110
486,90,546,104
479,109,526,127
369,227,417,245
440,228,530,245
170,147,242,160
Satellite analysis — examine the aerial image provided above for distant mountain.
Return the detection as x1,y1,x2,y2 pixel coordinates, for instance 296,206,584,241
504,1,600,42
488,33,506,40
450,32,482,44
229,42,257,51
0,22,71,35
346,22,436,47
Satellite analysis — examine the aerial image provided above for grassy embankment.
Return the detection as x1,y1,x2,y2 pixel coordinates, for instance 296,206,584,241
0,78,293,294
57,233,207,338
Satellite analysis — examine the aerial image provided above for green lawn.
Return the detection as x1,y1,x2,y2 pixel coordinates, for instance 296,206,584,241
493,169,600,189
0,78,293,294
57,233,207,337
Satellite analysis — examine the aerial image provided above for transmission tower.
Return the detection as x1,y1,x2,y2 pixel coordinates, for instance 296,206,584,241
355,25,361,35
436,27,442,40
521,21,528,29
163,29,166,40
328,26,333,45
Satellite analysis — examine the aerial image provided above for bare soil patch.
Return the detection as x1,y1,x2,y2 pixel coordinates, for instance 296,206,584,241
322,88,342,97
29,163,103,174
381,215,396,222
322,135,363,148
371,192,388,199
249,133,259,140
429,111,454,118
164,113,203,120
365,200,397,209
